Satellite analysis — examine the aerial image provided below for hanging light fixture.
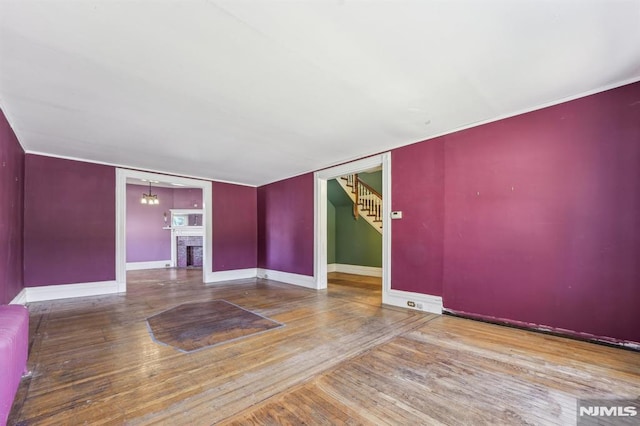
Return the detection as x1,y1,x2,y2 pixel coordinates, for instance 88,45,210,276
141,182,159,205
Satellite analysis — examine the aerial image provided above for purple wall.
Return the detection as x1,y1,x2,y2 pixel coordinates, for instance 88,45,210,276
173,188,202,209
257,173,314,276
126,186,205,263
24,155,116,286
0,109,25,304
212,182,257,272
441,82,640,344
126,184,174,262
390,82,640,343
392,141,444,295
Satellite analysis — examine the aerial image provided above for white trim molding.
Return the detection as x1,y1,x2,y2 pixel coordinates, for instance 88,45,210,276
206,268,258,283
329,264,382,277
383,289,443,315
257,269,317,290
126,260,172,271
25,281,120,303
10,288,27,305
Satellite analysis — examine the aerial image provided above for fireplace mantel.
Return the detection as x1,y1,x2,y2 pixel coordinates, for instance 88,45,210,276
169,226,204,267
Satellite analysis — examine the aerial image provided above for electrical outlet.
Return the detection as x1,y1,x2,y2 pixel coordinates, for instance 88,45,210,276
416,303,423,310
407,301,416,308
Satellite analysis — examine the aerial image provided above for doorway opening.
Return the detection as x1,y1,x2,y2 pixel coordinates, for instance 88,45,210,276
314,153,391,305
115,169,213,293
326,169,383,304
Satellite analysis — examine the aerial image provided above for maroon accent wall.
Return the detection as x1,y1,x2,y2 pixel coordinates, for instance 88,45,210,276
257,173,314,276
212,182,257,271
442,83,640,343
391,82,640,344
391,141,444,295
0,109,25,304
126,184,174,263
24,155,116,286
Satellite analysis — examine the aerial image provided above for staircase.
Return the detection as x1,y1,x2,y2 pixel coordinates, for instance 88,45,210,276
337,174,383,234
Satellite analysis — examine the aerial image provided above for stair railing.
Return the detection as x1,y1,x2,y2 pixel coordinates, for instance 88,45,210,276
349,174,382,224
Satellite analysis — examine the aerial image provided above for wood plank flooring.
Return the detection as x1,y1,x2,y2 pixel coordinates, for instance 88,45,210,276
9,270,640,425
146,300,283,352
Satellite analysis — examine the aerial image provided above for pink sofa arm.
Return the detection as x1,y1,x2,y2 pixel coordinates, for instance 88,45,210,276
0,304,29,426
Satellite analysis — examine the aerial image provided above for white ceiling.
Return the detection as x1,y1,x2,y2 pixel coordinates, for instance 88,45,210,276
126,177,194,189
1,1,639,187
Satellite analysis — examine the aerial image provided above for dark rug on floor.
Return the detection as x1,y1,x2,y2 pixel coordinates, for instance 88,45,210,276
146,300,284,352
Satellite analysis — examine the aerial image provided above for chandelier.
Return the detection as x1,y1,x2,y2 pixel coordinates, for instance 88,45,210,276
141,182,159,205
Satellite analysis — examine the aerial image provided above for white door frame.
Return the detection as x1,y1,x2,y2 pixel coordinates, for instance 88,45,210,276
115,168,212,292
314,153,391,297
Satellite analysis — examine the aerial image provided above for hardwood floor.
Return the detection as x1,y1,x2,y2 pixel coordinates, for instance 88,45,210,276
146,300,284,352
9,270,639,425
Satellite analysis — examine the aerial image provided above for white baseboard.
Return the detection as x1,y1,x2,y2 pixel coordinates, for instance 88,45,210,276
126,260,172,271
205,268,258,283
329,264,382,277
10,288,27,305
257,268,318,290
26,281,121,303
383,288,443,315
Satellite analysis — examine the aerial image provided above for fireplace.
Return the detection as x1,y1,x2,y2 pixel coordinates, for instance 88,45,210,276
176,236,203,268
187,246,203,267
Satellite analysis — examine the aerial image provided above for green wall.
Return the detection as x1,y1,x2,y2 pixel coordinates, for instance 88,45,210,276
326,172,382,268
327,179,352,206
335,205,381,267
358,170,382,194
327,200,336,263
